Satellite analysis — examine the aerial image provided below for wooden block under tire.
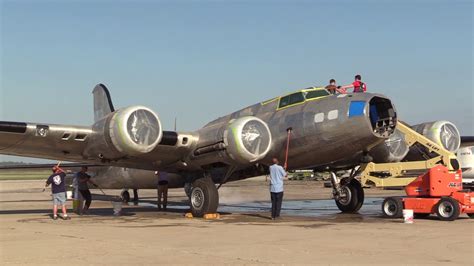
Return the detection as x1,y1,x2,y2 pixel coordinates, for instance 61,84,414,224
203,213,220,220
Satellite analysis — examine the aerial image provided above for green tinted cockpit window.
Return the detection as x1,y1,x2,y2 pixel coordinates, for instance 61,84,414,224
279,92,305,108
305,89,330,99
279,95,290,108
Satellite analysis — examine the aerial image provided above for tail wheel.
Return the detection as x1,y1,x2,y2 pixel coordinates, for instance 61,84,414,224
121,190,130,203
467,213,474,219
382,197,404,218
335,179,364,213
435,197,460,221
190,178,219,217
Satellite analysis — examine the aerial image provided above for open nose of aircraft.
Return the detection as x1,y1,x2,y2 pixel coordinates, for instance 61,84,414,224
365,95,397,138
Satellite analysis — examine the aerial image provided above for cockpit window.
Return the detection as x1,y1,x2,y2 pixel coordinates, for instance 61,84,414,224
305,89,330,99
279,95,291,108
279,92,305,108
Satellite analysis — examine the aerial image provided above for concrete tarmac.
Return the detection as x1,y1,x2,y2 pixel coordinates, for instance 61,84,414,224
0,179,472,265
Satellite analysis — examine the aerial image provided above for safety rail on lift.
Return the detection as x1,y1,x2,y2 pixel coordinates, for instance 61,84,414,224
359,122,459,188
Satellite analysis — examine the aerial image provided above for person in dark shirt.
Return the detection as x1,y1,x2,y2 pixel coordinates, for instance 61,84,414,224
76,166,98,214
325,79,338,94
43,166,70,220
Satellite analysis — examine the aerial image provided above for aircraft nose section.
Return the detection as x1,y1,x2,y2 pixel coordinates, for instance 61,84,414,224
367,96,397,138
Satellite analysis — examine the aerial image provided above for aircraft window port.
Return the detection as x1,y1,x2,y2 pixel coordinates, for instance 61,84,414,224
328,110,338,120
74,133,88,141
182,137,188,145
348,101,366,117
369,97,397,138
61,132,71,140
314,113,324,123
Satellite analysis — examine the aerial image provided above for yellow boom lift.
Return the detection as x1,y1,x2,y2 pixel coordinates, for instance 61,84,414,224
359,122,459,188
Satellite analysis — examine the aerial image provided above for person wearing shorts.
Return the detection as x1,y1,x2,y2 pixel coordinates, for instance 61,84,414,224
44,166,70,220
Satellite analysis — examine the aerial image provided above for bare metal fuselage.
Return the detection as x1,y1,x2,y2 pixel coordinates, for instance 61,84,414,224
89,92,397,189
0,88,397,190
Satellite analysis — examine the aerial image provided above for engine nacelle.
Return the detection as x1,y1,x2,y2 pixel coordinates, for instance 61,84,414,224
85,106,162,159
371,128,410,163
371,120,461,163
411,121,460,152
224,116,272,165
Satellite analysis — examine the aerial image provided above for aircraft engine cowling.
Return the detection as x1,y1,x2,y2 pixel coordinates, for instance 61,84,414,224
371,129,410,163
86,106,163,159
411,121,461,152
224,116,272,165
371,120,461,163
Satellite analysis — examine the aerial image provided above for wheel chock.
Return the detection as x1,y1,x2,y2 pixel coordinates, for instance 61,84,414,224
184,213,193,218
203,213,220,220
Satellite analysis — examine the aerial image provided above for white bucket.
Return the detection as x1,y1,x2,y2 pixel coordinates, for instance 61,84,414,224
403,209,414,224
112,202,122,216
66,191,73,200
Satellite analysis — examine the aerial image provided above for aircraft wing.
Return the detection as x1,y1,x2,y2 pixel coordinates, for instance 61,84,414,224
0,84,195,171
0,162,99,170
0,121,95,163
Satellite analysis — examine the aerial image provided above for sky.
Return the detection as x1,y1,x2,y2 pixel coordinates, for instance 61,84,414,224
0,0,473,162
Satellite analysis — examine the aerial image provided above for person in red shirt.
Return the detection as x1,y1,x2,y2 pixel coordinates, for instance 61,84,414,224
340,75,367,93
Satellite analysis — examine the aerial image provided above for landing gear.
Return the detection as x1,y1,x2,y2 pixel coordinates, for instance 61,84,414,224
190,177,219,217
330,172,364,213
133,189,139,204
121,190,130,203
184,183,192,198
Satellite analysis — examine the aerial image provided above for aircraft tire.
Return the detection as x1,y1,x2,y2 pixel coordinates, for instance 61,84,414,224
121,190,130,203
335,179,364,213
190,178,219,217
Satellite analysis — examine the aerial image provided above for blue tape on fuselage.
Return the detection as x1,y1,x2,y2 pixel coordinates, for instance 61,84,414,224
349,101,366,117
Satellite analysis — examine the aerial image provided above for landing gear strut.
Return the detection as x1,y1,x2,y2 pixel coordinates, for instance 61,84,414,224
190,177,219,217
330,172,364,213
121,190,130,203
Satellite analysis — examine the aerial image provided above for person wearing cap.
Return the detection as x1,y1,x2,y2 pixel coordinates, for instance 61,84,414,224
339,74,367,93
43,166,70,220
76,166,98,214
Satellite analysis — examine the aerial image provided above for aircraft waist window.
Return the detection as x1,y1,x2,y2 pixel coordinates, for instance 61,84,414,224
305,90,330,99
